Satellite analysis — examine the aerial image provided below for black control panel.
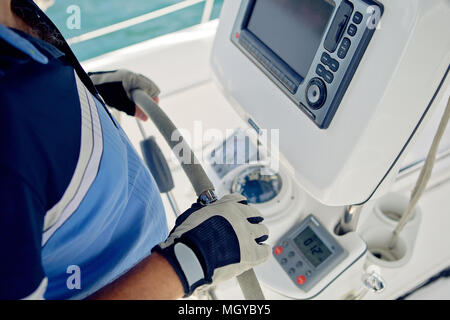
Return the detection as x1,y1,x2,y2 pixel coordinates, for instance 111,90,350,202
231,0,383,129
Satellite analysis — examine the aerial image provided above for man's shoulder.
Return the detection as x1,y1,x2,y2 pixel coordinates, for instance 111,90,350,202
0,40,32,77
0,28,82,211
0,57,80,125
0,27,78,119
0,24,66,76
0,25,42,72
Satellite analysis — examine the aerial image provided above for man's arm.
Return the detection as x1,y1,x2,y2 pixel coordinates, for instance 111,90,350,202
88,253,184,300
90,194,271,300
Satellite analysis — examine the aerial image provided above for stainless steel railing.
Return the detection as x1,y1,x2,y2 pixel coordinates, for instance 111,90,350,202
67,0,217,45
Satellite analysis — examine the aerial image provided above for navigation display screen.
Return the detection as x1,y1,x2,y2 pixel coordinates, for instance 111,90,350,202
246,0,335,79
293,226,332,267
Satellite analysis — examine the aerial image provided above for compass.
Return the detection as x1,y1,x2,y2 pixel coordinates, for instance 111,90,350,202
231,166,283,204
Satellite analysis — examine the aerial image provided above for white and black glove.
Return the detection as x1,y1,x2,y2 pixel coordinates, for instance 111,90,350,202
88,69,160,117
152,194,271,297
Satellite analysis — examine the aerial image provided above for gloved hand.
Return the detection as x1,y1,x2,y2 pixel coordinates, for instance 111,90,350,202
88,69,160,120
152,193,271,297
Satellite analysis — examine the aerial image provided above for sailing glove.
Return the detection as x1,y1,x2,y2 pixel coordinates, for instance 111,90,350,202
88,69,160,116
152,193,271,297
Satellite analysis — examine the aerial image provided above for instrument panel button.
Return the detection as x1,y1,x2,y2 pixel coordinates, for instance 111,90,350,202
348,24,357,37
353,12,363,25
323,71,334,84
274,246,283,256
337,37,351,59
306,78,327,110
329,59,340,72
316,64,327,78
297,275,307,285
320,52,332,66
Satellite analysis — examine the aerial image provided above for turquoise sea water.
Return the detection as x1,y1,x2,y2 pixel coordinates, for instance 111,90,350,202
46,0,224,61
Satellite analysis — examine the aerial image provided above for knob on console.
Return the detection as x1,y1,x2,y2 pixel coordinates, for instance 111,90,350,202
306,78,327,110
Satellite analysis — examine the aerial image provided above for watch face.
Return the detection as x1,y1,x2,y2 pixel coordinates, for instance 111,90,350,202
231,166,282,204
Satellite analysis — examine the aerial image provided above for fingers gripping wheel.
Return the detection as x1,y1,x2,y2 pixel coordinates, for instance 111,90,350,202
152,194,271,297
88,69,160,116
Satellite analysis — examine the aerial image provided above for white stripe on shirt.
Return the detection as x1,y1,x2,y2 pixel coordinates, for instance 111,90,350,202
42,72,103,245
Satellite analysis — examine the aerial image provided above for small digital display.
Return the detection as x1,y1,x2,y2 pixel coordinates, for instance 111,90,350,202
246,0,335,78
293,226,332,267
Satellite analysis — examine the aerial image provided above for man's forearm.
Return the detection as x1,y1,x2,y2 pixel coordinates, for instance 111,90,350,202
88,252,184,300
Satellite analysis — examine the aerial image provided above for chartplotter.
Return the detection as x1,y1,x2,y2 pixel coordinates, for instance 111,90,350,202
84,0,450,299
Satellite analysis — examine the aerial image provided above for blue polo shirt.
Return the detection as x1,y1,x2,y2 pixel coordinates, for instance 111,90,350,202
0,22,168,299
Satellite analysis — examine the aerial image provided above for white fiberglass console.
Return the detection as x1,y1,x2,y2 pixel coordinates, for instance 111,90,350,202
211,0,450,206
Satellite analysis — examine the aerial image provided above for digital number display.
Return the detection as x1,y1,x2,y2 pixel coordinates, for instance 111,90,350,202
293,226,332,267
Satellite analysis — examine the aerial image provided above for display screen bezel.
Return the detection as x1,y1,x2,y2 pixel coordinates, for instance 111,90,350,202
243,0,336,81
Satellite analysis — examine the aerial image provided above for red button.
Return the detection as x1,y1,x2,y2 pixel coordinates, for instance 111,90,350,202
235,32,240,39
274,246,283,256
297,275,306,285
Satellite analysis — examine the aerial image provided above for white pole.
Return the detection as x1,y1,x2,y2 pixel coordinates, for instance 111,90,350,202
201,0,215,24
67,0,206,45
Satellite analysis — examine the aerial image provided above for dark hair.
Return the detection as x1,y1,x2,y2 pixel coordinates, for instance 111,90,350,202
11,0,64,47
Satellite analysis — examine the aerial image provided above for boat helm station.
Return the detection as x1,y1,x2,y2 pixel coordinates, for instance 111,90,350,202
207,0,450,299
86,0,450,299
